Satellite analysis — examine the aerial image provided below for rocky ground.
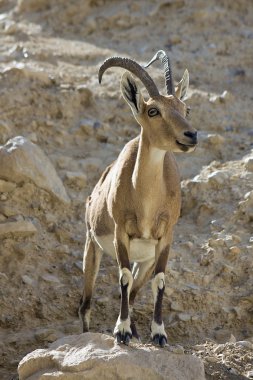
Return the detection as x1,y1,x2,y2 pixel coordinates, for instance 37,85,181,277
0,0,252,379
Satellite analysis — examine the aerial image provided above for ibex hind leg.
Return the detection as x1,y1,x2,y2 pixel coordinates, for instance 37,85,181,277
79,233,102,333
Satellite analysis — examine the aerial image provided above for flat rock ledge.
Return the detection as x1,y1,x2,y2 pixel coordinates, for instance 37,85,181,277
18,332,206,380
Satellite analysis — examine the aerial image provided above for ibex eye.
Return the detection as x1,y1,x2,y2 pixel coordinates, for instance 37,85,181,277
148,108,159,117
186,107,191,116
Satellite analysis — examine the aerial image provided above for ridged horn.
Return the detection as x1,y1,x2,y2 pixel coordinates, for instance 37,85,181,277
144,50,175,95
98,56,160,98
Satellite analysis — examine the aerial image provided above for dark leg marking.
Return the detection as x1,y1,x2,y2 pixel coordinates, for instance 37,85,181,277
154,282,165,325
120,281,129,321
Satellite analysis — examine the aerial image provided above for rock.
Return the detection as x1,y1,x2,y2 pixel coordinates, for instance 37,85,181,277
64,171,87,189
34,328,60,343
21,275,34,286
17,0,51,12
205,356,217,363
0,221,37,237
209,90,232,104
171,301,184,311
213,344,225,354
245,158,253,172
0,136,70,203
236,340,253,350
41,274,61,283
80,157,103,172
229,246,241,255
0,179,16,193
207,170,228,187
0,120,12,144
18,333,205,380
178,313,191,322
0,204,18,217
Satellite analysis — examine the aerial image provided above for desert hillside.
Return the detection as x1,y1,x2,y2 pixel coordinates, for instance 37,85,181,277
0,1,253,379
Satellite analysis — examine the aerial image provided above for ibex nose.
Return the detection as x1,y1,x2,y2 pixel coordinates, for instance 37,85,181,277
184,130,198,145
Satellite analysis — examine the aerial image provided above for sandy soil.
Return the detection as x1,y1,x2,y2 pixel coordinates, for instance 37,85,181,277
0,0,252,379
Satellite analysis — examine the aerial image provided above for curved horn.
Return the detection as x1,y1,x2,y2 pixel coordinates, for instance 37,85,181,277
98,56,159,98
144,50,175,95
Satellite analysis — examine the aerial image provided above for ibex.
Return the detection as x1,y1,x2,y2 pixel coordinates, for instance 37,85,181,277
79,50,197,347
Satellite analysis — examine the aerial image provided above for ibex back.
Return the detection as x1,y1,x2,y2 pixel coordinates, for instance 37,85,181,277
79,50,197,347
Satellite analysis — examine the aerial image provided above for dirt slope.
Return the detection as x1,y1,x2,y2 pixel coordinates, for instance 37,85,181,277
0,0,252,379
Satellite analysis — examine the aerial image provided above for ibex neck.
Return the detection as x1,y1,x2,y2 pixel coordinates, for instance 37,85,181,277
132,133,166,190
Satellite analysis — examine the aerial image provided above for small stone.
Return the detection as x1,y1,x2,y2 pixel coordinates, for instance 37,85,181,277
205,356,218,363
0,221,37,237
74,261,83,272
0,214,6,222
34,328,59,343
206,134,225,145
232,234,241,244
208,238,225,248
4,21,18,34
228,368,239,375
193,344,206,351
247,370,253,378
178,313,191,322
0,179,16,193
64,321,80,334
213,344,225,354
209,90,232,103
245,158,253,172
96,296,110,306
214,329,231,342
236,340,253,350
229,334,237,343
171,301,184,311
0,272,8,280
0,120,11,144
41,274,60,283
208,171,228,187
0,204,17,217
171,345,184,354
64,171,87,189
80,157,103,172
21,275,34,286
229,246,241,255
79,118,99,136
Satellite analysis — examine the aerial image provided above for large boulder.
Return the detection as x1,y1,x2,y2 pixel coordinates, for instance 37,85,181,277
18,332,206,380
0,136,69,203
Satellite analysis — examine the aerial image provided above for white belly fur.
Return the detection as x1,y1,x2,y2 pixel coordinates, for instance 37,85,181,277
94,234,158,263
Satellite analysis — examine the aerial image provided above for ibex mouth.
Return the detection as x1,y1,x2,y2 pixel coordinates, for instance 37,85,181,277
176,140,197,152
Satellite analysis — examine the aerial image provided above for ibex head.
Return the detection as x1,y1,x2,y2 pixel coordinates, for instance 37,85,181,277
99,50,197,153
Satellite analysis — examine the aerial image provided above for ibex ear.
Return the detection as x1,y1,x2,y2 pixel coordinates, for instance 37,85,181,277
175,69,189,101
120,72,144,114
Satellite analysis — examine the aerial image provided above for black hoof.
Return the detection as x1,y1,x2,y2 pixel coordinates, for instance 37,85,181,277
115,331,132,345
152,334,167,348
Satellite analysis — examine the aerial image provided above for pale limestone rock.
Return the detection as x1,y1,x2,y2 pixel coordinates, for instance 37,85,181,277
0,179,16,193
236,340,253,350
0,220,37,237
0,136,69,203
18,333,205,380
0,120,12,144
64,171,87,189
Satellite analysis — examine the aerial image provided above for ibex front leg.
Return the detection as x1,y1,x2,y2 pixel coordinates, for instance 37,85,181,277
151,242,170,347
113,227,133,345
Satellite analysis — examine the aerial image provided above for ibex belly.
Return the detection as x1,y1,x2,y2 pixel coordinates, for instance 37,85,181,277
94,233,157,263
93,211,168,263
